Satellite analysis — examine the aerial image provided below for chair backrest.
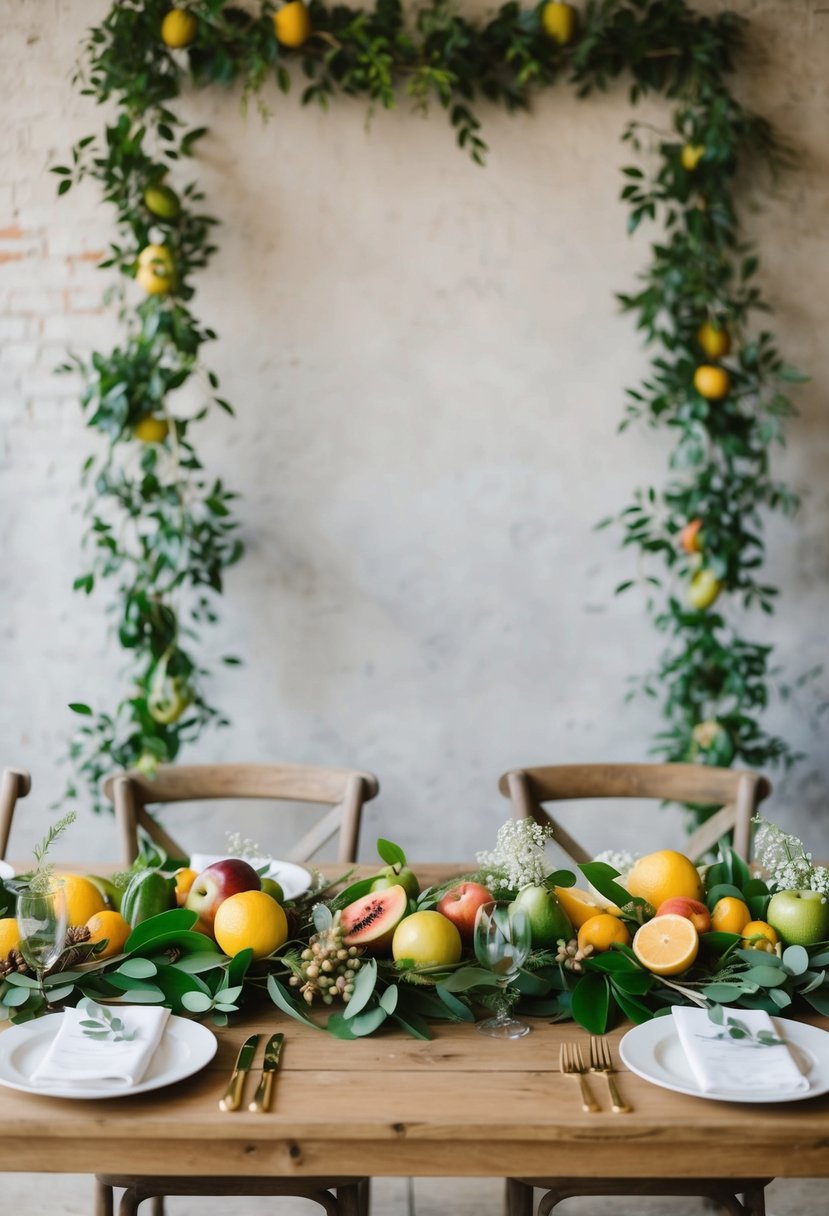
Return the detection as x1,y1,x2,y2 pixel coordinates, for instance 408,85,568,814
498,762,771,864
0,768,32,860
103,762,380,866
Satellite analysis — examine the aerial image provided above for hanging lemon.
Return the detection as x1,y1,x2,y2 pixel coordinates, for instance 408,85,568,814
274,1,312,48
681,143,705,171
687,568,722,611
541,2,577,44
697,320,731,360
693,364,730,400
143,183,181,221
161,9,198,49
136,244,175,295
133,415,170,444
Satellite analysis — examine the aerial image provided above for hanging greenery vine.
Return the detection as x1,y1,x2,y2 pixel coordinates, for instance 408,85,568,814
55,0,805,820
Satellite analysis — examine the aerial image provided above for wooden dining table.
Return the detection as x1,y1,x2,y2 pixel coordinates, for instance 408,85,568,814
2,863,829,1185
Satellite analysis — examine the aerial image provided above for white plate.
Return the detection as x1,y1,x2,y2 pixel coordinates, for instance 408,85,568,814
620,1016,829,1103
0,1013,217,1100
0,860,13,880
189,853,312,900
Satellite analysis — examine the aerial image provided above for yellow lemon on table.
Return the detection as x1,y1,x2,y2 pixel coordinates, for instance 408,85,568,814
214,890,288,959
56,874,107,927
576,913,630,954
86,910,131,960
711,896,751,936
693,364,731,401
632,913,699,976
133,415,170,444
681,143,705,171
0,918,21,956
697,320,731,360
274,1,312,48
625,850,703,911
541,2,577,45
161,9,197,49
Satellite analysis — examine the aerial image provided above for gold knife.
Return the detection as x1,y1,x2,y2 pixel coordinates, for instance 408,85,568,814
248,1032,284,1113
219,1033,260,1112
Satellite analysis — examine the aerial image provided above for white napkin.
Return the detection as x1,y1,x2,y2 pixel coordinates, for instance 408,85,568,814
672,1006,809,1094
31,1004,171,1090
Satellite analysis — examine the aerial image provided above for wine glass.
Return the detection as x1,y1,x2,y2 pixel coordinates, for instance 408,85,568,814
473,899,532,1039
16,881,68,998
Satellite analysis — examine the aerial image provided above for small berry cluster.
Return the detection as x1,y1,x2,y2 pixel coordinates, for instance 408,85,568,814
554,937,593,973
288,912,364,1005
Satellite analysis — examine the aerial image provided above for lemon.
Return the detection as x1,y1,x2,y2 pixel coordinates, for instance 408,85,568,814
273,1,312,48
693,364,731,400
214,890,288,959
541,2,577,45
133,415,170,444
698,320,731,360
56,873,107,927
576,913,630,954
161,9,197,49
632,914,699,976
143,184,181,221
688,568,722,611
136,244,175,296
625,850,703,910
681,143,705,171
711,896,751,935
0,918,21,957
741,920,779,953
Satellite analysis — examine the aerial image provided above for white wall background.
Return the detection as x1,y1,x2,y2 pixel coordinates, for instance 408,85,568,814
1,0,827,868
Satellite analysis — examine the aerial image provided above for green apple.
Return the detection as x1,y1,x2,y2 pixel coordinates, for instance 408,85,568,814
766,889,829,947
261,877,285,904
371,864,420,901
512,884,572,948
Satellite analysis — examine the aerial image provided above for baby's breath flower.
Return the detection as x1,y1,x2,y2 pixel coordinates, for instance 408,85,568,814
476,818,554,890
592,849,638,881
225,832,261,860
753,817,829,894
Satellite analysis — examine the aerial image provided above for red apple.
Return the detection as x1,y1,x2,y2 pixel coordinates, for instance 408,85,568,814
185,859,261,935
656,896,712,934
436,882,494,941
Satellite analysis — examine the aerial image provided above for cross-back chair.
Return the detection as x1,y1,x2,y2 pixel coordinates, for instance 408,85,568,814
499,761,772,1216
0,767,31,860
96,760,380,1216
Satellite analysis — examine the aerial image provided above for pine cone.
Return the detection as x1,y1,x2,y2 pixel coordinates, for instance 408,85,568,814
60,925,95,969
65,926,92,946
1,949,29,978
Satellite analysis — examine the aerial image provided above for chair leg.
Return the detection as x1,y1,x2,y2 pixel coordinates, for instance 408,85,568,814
95,1180,114,1216
739,1186,766,1216
150,1198,164,1216
356,1177,371,1216
118,1189,140,1216
505,1179,534,1216
337,1183,362,1216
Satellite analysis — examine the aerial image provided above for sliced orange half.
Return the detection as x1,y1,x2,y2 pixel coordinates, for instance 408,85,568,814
632,913,699,976
554,886,617,929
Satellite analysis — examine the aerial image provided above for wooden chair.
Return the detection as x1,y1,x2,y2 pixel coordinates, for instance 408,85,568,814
499,761,772,1216
96,761,379,1216
0,767,31,859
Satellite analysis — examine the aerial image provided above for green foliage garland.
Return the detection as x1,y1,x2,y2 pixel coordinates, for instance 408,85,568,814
55,0,804,816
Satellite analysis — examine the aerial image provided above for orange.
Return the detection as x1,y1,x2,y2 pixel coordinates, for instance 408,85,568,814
711,896,751,935
688,568,722,611
56,873,107,927
213,890,288,959
273,1,312,48
0,918,21,956
174,867,198,906
554,886,611,929
697,321,731,360
678,518,703,555
681,143,705,171
577,913,631,954
741,920,779,953
625,850,703,910
85,910,131,960
133,416,170,444
541,2,577,44
161,9,197,49
693,364,731,400
632,913,699,976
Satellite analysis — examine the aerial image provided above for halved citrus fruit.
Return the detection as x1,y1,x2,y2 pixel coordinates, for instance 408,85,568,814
553,886,608,929
632,913,699,976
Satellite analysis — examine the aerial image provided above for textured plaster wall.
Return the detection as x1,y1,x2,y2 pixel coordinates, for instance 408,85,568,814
1,0,827,867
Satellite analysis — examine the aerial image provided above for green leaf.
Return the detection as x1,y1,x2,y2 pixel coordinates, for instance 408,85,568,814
116,957,158,979
571,972,610,1034
578,863,631,909
68,702,93,715
379,985,399,1014
391,1009,432,1039
181,991,214,1013
435,985,475,1021
339,1005,388,1037
782,945,810,975
267,975,320,1030
344,959,378,1019
376,838,406,867
124,909,200,953
439,965,499,992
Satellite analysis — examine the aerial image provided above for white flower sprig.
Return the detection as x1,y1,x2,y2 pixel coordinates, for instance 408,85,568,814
225,832,261,861
476,818,554,891
753,817,829,895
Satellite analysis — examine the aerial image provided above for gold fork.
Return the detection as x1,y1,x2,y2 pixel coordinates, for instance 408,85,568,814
560,1040,599,1113
589,1036,631,1114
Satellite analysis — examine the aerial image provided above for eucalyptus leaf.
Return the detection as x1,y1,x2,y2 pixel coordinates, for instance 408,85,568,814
344,959,378,1020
